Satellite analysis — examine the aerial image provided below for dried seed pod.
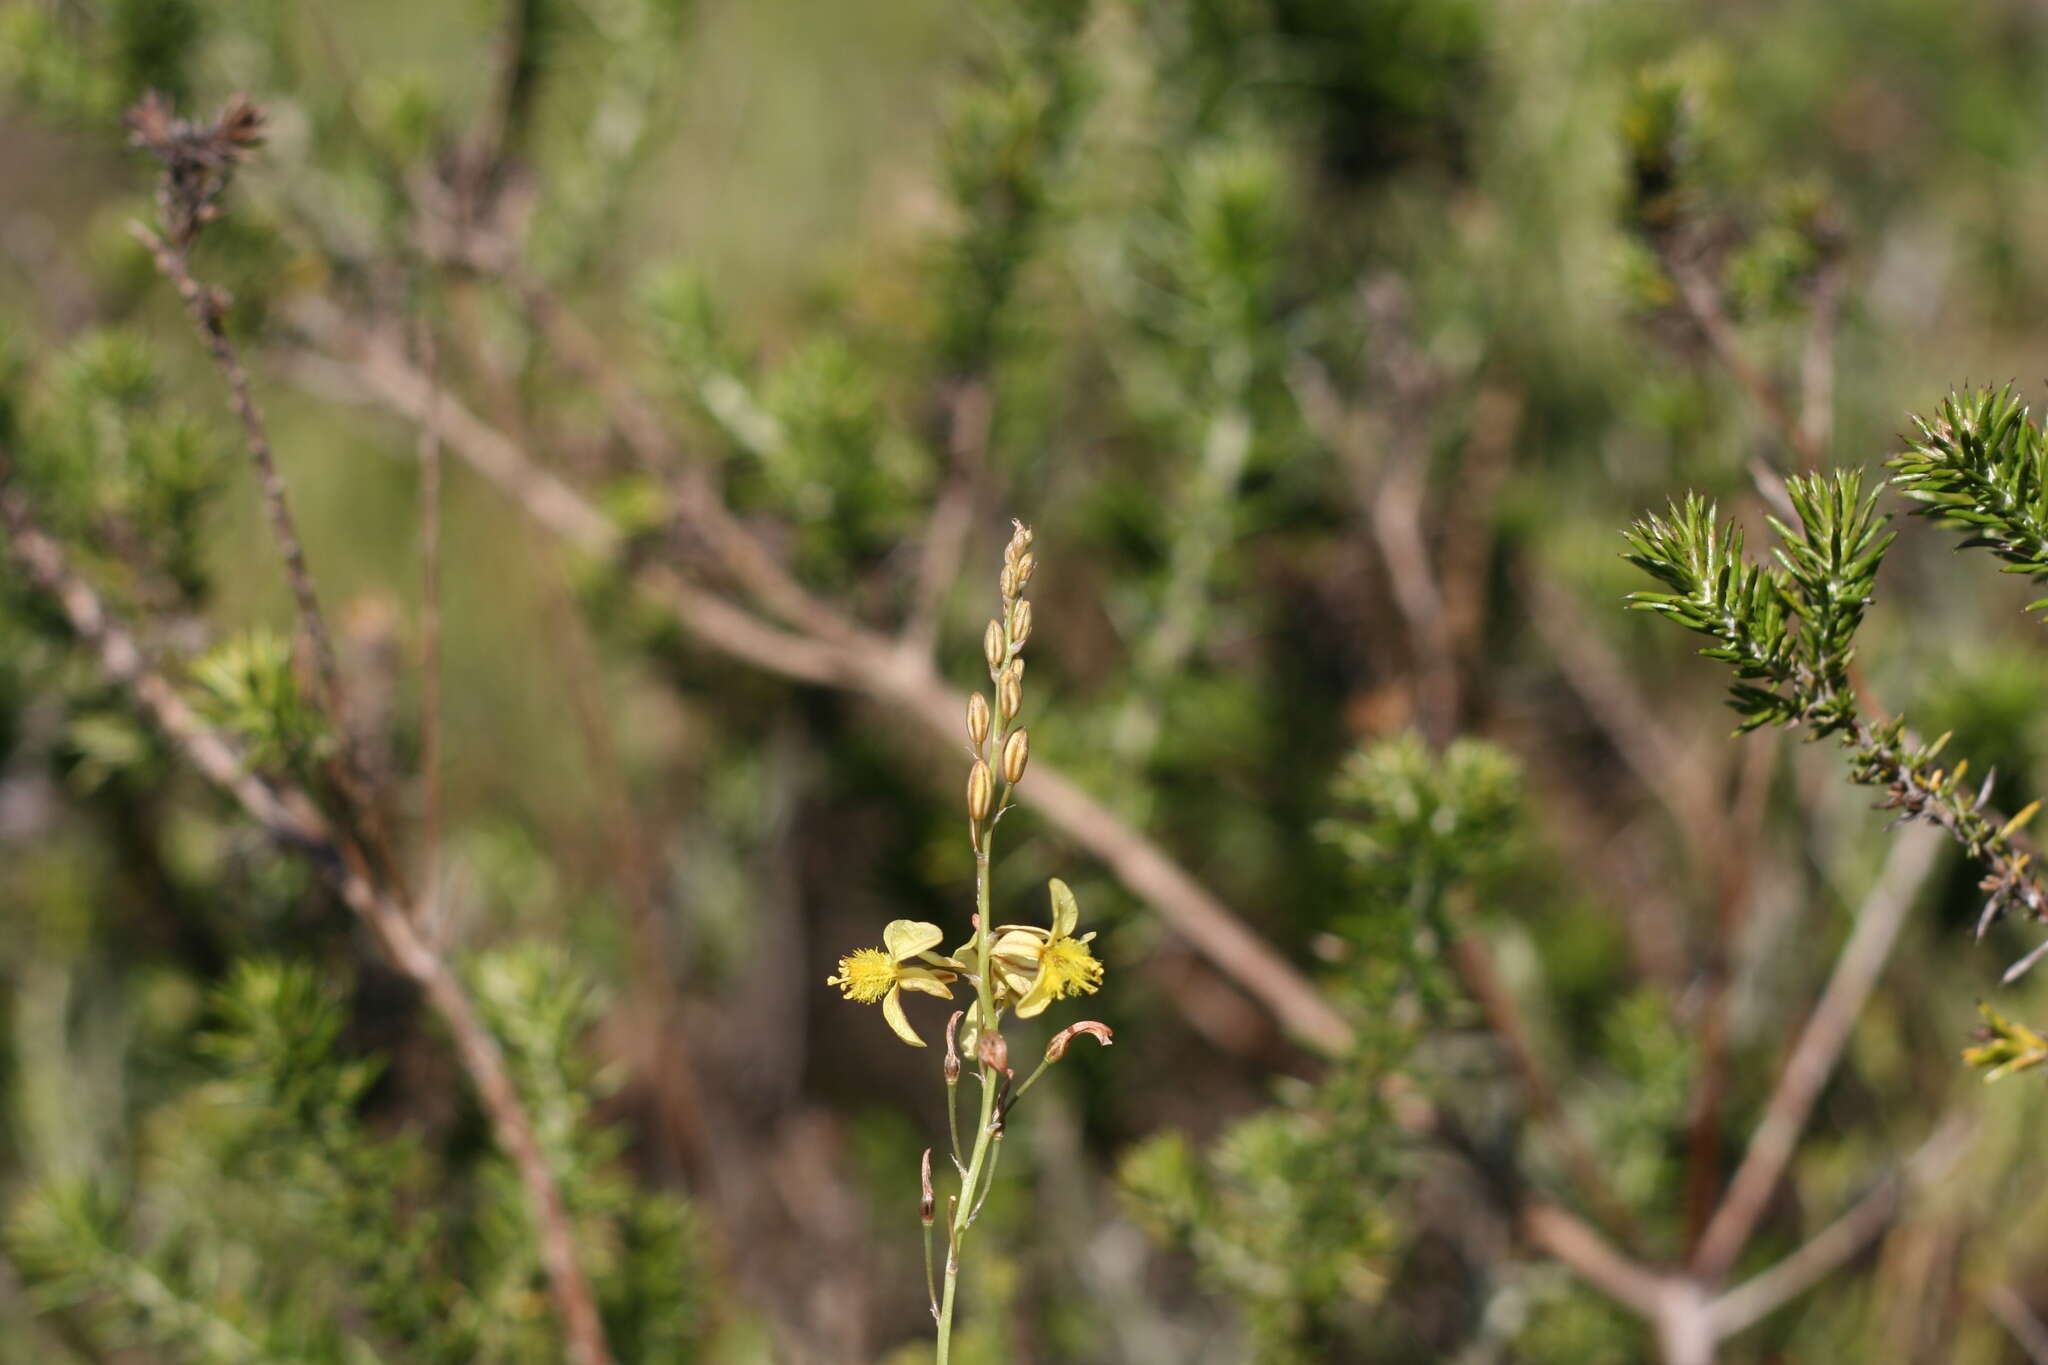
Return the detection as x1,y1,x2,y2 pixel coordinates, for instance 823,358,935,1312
1008,598,1033,648
967,759,995,822
943,1011,964,1083
920,1148,935,1224
984,619,1006,672
966,692,991,746
1001,728,1030,785
1045,1020,1114,1062
977,1029,1009,1074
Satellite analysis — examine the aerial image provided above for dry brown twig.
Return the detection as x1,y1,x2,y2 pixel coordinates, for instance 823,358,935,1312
105,95,616,1365
1290,337,1462,747
1517,1110,1968,1364
1664,253,1825,471
901,380,990,660
1447,910,1640,1244
124,95,408,905
0,465,615,1365
1987,1284,2048,1365
412,319,446,936
282,308,1356,1056
1692,824,1947,1280
1519,563,1777,1248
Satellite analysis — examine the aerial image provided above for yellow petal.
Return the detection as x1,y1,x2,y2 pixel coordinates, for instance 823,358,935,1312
884,919,946,962
996,963,1036,1000
990,927,1045,961
882,987,926,1046
1014,966,1058,1019
1048,878,1080,939
897,971,955,999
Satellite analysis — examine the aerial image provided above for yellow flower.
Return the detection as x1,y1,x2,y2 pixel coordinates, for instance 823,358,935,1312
988,878,1103,1019
828,919,957,1047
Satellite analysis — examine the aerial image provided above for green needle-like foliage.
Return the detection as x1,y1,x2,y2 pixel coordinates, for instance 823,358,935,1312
1623,470,1891,736
5,959,709,1364
1891,385,2048,611
1123,733,1559,1361
1626,456,2048,1057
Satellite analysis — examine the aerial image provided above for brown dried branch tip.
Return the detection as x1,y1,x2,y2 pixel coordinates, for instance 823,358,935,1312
125,92,266,249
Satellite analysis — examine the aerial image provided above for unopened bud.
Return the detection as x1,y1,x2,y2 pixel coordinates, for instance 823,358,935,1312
997,670,1022,725
1046,1020,1114,1063
978,1029,1009,1074
1008,598,1033,647
1000,563,1020,600
966,693,991,746
1005,520,1034,563
983,619,1005,672
1014,552,1036,589
920,1148,935,1224
1001,728,1030,785
943,1011,964,1083
967,760,994,822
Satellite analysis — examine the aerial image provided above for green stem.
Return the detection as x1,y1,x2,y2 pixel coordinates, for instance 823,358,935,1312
947,1073,965,1173
1011,1051,1056,1104
936,1059,997,1361
936,835,999,1363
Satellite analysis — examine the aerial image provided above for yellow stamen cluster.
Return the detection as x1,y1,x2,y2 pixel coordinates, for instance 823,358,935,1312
829,949,900,1003
1039,935,1103,1000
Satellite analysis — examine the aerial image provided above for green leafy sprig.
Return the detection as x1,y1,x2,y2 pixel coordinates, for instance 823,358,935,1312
1890,385,2048,612
1624,470,2048,969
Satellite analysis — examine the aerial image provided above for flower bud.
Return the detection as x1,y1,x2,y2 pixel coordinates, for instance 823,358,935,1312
1005,520,1033,563
1000,563,1020,600
977,1029,1009,1074
983,619,1005,672
943,1011,964,1083
1008,598,1033,648
997,670,1022,725
1046,1020,1114,1063
920,1148,935,1224
968,759,995,821
1001,728,1030,785
1014,552,1036,589
966,692,991,746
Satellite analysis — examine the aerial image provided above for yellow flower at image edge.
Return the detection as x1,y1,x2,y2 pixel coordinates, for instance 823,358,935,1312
828,919,956,1047
989,877,1103,1019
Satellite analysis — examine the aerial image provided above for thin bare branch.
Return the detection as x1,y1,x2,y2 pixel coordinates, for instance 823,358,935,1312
1522,1202,1665,1320
1368,449,1459,746
1292,353,1461,746
284,312,1356,1055
901,380,989,659
1438,384,1522,680
501,270,852,644
1449,908,1639,1244
1679,734,1778,1252
130,220,408,904
1707,1116,1971,1338
1987,1285,2048,1365
1522,565,1735,868
1666,255,1824,470
413,320,446,936
529,527,712,1174
0,466,614,1365
1693,825,1946,1280
1797,261,1846,458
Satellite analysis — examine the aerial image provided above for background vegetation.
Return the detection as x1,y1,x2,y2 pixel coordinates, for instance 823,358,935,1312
8,0,2048,1360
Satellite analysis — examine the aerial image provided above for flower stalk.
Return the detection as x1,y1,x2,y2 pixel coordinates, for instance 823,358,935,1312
824,520,1111,1361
